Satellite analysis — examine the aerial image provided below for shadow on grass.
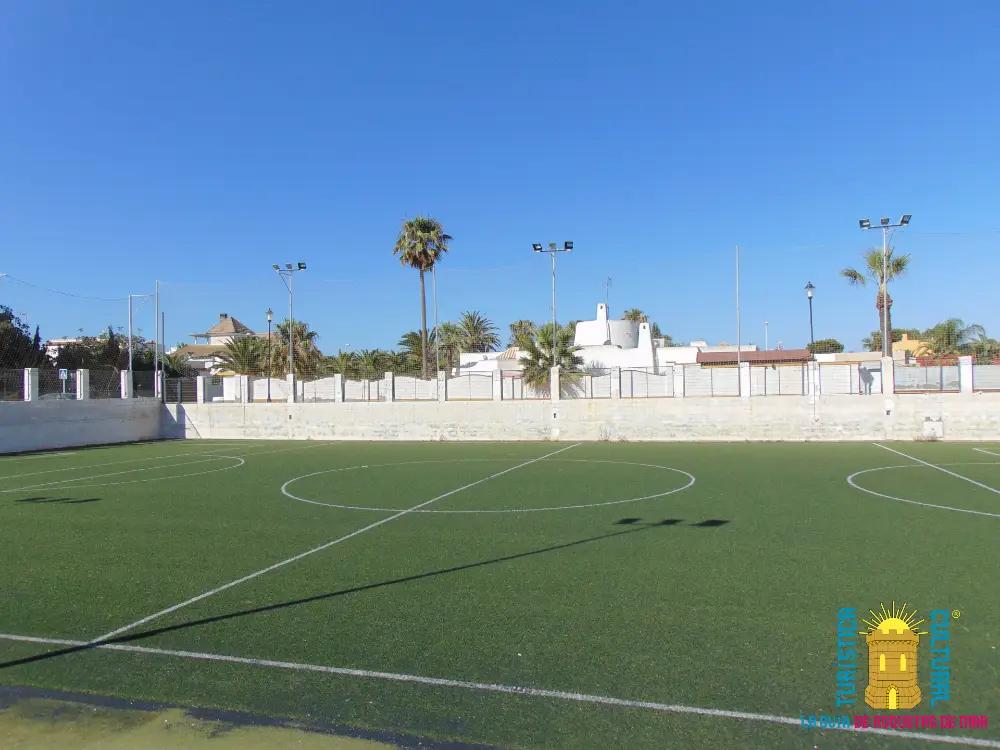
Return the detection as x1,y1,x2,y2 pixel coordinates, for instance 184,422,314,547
14,497,100,505
0,516,729,671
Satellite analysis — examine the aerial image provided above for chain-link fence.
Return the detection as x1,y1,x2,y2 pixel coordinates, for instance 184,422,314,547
818,362,882,395
749,364,807,396
89,370,121,398
446,372,493,401
38,369,76,399
620,367,674,398
562,368,613,399
0,368,24,400
972,355,1000,392
393,371,439,401
500,373,546,400
893,362,961,393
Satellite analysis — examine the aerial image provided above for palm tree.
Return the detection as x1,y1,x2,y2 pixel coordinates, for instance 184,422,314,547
326,350,358,379
623,308,647,323
160,351,195,378
922,319,986,357
215,337,264,375
397,329,436,371
393,217,451,377
520,323,583,396
437,321,462,375
274,320,321,379
508,320,536,348
456,310,500,353
841,247,911,355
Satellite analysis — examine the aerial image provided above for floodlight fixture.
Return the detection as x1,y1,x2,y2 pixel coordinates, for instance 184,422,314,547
548,242,557,251
859,218,871,229
285,263,293,270
857,212,911,356
532,243,543,252
880,217,890,226
900,214,911,226
272,263,280,270
564,241,573,251
297,262,307,270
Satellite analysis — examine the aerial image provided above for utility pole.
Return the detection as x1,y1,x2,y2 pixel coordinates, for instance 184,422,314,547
531,241,573,359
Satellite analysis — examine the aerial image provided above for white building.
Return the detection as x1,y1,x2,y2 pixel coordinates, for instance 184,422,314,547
459,303,760,374
173,313,259,375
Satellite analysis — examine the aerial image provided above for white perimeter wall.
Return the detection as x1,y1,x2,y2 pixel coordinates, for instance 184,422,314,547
0,399,162,454
163,393,1000,442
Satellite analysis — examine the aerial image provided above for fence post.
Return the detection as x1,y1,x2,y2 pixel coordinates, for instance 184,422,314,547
23,368,39,401
286,374,295,404
550,366,561,402
673,366,685,398
384,371,394,402
807,361,819,398
120,370,133,399
333,373,343,402
958,355,973,394
881,357,895,394
739,362,751,400
76,369,89,400
611,367,622,399
437,370,447,402
196,376,207,404
492,370,502,401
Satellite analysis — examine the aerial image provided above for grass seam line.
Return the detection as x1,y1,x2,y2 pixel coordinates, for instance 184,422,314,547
873,443,1000,496
0,632,996,748
89,443,581,644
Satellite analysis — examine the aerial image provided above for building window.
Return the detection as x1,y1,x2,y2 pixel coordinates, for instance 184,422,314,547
879,653,886,671
900,653,907,672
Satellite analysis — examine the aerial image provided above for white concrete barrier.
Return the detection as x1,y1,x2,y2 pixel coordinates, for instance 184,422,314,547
161,392,1000,442
0,399,162,454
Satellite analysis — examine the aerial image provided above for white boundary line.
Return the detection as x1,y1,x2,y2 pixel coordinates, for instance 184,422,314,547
974,448,1000,459
0,456,243,493
281,458,696,513
91,444,581,643
846,462,1000,519
0,633,996,747
874,444,1000,496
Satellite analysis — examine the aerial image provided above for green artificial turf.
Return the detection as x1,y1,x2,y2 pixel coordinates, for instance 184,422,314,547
1,439,998,749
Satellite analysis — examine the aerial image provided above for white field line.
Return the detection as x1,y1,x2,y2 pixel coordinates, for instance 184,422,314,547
0,451,73,461
91,444,581,643
874,444,1000,496
0,456,236,493
0,633,996,748
846,463,1000,519
974,448,1000,459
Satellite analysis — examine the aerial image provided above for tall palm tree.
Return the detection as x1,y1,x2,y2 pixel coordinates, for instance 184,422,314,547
508,320,537,348
393,216,451,377
841,247,910,356
520,323,583,395
456,310,500,353
623,308,648,323
397,329,435,371
436,321,462,375
215,337,264,375
326,350,358,379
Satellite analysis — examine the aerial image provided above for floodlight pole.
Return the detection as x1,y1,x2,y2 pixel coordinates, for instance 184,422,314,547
859,215,910,357
273,263,307,386
532,242,573,359
266,308,273,402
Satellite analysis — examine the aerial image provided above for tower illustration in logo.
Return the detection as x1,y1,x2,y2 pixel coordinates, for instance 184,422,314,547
862,602,925,710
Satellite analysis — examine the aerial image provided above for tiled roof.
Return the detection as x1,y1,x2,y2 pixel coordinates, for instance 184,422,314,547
195,314,255,338
696,348,813,364
497,346,520,360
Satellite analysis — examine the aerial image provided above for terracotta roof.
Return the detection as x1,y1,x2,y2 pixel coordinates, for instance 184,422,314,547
497,346,520,360
174,344,229,358
193,314,255,338
696,348,813,364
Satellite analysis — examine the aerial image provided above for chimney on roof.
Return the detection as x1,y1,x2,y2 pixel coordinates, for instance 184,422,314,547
220,313,228,320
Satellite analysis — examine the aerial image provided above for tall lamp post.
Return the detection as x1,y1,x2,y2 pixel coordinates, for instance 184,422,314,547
272,262,307,399
265,307,273,403
531,241,573,359
859,214,911,357
804,282,815,352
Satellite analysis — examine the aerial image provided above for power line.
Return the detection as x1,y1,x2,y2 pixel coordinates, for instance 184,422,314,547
0,273,129,303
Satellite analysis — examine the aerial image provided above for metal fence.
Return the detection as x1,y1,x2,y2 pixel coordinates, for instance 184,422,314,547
343,377,382,402
0,368,24,400
682,364,740,397
972,358,1000,392
164,377,197,403
749,364,807,396
133,370,156,398
446,373,493,401
300,376,340,403
38,369,76,399
893,364,961,393
500,373,546,400
620,367,674,398
563,368,613,399
818,363,882,395
393,372,439,401
89,369,121,399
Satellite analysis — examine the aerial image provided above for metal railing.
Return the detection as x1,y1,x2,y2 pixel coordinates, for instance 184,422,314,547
393,372,439,401
0,368,24,401
682,364,740,397
563,368,613,399
893,364,960,393
749,364,807,396
972,359,1000,392
446,373,493,401
501,373,546,400
164,377,197,403
620,367,674,398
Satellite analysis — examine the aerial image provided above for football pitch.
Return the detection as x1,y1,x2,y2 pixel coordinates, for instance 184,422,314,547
1,439,998,749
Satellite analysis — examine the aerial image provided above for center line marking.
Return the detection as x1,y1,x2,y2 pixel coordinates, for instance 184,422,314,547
874,443,1000,496
91,443,581,643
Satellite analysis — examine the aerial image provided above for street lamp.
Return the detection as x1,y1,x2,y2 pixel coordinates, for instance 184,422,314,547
265,307,273,402
272,262,307,399
804,282,815,352
858,214,911,356
532,241,573,359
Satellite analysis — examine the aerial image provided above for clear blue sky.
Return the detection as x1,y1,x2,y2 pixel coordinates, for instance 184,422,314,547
2,1,998,352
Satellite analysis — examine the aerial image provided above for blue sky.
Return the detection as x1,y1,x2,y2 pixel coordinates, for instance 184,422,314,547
2,1,998,352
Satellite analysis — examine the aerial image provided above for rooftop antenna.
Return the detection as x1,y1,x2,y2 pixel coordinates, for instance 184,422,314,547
603,277,612,313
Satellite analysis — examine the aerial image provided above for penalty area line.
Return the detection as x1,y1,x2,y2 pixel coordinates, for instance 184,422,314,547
0,633,996,747
91,443,581,644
